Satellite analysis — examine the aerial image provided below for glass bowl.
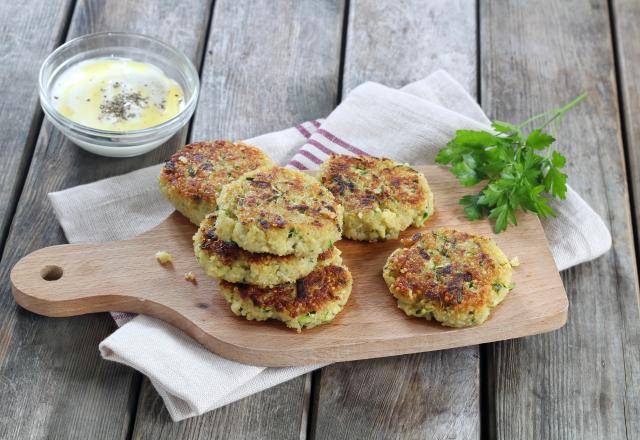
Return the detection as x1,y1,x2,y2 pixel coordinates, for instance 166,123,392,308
39,32,199,158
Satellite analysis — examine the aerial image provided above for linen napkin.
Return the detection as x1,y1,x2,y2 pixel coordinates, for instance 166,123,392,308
48,70,611,421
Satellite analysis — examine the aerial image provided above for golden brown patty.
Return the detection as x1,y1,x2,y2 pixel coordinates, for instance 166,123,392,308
158,140,273,224
194,213,342,287
319,155,434,241
215,166,344,256
383,229,512,327
219,263,352,331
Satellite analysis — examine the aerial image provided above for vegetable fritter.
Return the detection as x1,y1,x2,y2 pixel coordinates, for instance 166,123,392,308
383,229,513,327
159,140,273,224
319,155,434,241
194,213,342,287
219,263,352,332
215,166,344,256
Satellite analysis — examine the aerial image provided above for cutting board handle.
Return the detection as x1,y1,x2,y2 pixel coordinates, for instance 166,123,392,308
11,241,148,317
10,213,205,320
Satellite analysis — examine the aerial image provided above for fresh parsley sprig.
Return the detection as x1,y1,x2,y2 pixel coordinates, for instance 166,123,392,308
435,94,586,233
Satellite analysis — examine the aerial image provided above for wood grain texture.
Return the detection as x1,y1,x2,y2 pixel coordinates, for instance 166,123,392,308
10,166,568,366
342,0,477,94
129,0,345,437
312,351,481,440
313,1,482,439
0,0,73,252
481,0,640,438
615,0,640,249
0,0,212,438
130,369,309,439
611,2,640,435
192,0,346,140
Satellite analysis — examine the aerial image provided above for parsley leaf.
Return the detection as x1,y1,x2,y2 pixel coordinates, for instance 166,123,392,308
526,129,555,150
459,194,487,220
435,93,586,233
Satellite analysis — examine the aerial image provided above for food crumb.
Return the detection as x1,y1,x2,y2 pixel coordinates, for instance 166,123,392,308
155,251,172,264
184,271,197,283
509,256,520,267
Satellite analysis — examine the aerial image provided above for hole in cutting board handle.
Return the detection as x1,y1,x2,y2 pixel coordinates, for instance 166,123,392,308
41,265,63,281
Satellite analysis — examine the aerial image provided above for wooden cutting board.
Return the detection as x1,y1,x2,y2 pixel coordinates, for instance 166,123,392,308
10,166,568,367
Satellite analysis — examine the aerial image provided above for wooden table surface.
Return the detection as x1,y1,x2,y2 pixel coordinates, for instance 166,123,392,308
0,0,638,439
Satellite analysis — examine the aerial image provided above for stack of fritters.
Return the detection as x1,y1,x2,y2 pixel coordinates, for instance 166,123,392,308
160,145,352,331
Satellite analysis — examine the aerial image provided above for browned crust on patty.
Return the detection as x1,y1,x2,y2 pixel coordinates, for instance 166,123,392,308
319,155,428,210
386,229,502,309
219,264,351,317
159,140,273,203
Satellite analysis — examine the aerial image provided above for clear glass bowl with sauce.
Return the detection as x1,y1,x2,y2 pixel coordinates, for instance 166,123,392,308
39,32,199,157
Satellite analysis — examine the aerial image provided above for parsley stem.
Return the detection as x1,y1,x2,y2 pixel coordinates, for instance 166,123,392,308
516,93,587,131
536,93,587,131
516,111,554,130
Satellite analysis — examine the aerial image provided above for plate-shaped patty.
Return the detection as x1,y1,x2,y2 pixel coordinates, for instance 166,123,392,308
383,229,513,327
194,213,342,287
219,263,352,332
159,140,273,224
319,155,434,241
215,166,344,256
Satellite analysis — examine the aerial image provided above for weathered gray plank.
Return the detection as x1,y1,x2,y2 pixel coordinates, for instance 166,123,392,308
0,0,212,438
481,0,640,438
615,0,640,240
0,0,74,252
611,1,640,434
132,373,311,439
129,1,345,438
313,1,481,439
192,0,345,139
314,351,480,440
342,0,477,92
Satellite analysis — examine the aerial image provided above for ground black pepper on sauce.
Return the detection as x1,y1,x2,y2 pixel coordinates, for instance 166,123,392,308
99,91,149,122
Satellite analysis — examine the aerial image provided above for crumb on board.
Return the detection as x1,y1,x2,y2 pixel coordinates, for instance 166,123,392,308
155,251,173,264
510,256,520,267
184,271,197,283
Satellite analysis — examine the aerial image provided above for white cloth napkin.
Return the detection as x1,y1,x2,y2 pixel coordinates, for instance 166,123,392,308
48,70,611,421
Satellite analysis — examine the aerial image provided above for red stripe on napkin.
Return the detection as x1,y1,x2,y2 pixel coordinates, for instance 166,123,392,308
316,128,370,156
298,149,323,164
307,139,336,156
289,159,308,170
295,124,312,139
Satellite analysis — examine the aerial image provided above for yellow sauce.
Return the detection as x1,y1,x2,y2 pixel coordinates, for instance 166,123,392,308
51,57,184,131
